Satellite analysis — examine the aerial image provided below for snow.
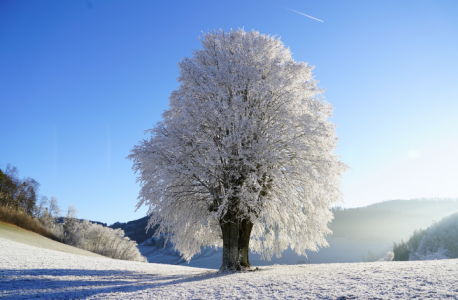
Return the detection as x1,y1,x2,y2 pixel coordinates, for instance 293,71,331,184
2,237,458,299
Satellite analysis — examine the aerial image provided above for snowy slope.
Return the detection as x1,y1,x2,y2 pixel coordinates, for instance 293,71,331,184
0,221,103,258
2,237,458,299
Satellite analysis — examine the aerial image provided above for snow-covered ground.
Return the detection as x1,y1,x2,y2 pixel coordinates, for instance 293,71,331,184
2,237,458,299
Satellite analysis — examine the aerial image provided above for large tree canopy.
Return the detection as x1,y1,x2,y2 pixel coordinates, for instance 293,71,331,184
129,29,347,270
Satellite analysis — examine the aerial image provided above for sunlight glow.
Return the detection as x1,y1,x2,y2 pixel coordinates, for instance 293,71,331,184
407,150,421,159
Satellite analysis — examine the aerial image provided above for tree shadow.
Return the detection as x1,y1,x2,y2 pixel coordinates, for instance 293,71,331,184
0,268,221,299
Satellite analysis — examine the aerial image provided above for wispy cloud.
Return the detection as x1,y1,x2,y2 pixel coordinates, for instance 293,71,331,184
285,7,323,22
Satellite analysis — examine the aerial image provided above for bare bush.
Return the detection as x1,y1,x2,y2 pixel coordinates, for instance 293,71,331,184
0,205,59,240
72,220,146,262
36,202,146,262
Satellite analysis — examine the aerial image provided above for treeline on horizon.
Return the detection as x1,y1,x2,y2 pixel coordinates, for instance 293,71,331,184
0,164,146,262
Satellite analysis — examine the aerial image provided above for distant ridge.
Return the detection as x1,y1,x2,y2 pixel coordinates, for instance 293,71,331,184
55,217,107,227
109,216,158,244
330,198,458,241
364,198,458,212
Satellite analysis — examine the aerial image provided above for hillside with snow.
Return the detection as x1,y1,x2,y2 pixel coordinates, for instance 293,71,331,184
1,226,458,299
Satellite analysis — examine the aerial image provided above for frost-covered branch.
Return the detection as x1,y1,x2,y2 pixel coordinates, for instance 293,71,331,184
129,29,347,268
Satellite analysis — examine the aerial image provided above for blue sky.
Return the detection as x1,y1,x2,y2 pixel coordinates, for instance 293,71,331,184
1,0,457,225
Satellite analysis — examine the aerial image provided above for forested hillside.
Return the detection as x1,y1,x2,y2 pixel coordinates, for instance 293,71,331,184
109,216,158,244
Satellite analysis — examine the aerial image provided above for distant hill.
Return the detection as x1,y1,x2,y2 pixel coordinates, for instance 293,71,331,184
330,198,458,241
365,198,458,215
109,216,158,244
55,217,107,227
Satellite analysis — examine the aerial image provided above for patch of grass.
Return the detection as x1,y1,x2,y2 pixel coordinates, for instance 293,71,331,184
0,206,59,241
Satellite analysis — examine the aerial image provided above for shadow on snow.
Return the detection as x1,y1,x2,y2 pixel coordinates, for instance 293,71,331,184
0,268,222,299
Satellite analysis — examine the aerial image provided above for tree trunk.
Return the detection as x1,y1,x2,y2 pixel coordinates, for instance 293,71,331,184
220,211,241,271
238,218,253,268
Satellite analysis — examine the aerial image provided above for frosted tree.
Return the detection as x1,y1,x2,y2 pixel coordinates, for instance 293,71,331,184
63,205,79,244
49,196,61,218
35,195,48,219
129,29,347,270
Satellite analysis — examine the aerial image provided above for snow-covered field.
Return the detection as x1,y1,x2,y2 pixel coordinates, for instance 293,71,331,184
1,237,458,299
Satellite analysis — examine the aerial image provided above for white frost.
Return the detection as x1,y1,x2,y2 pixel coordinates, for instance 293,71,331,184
2,237,458,299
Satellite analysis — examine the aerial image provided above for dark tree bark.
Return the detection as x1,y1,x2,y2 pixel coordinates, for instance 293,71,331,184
219,211,241,271
238,218,253,268
219,212,254,270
